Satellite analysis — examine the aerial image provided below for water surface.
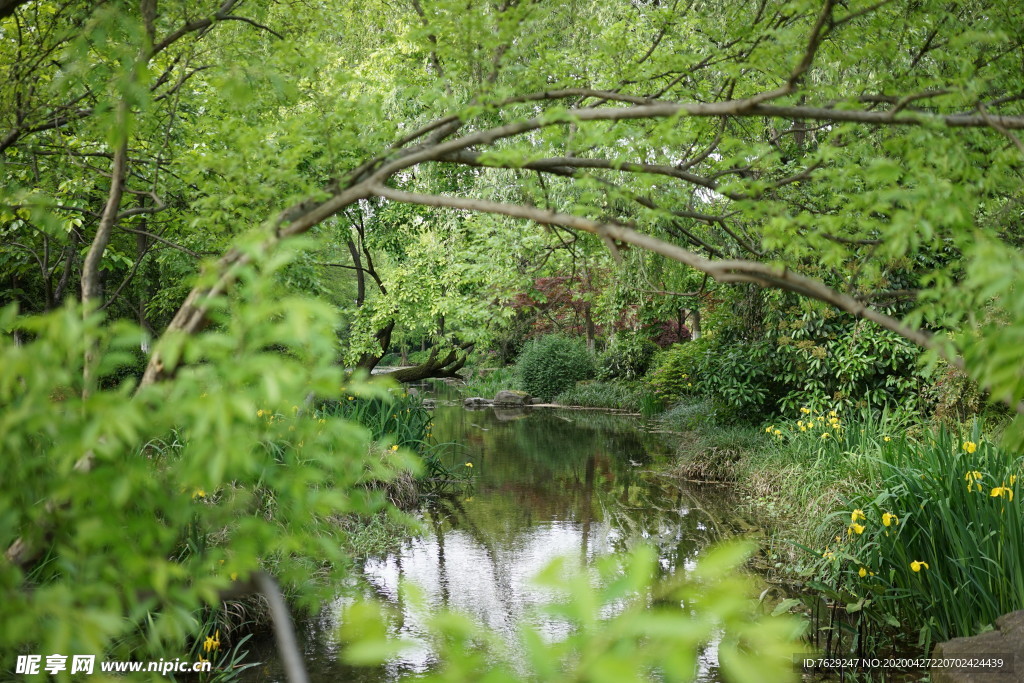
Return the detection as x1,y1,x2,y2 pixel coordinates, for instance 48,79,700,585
242,390,746,681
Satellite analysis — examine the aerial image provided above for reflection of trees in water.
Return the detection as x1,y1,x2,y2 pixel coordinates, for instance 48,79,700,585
373,397,742,610
596,475,739,573
426,400,742,574
427,494,520,630
503,410,669,469
250,394,745,681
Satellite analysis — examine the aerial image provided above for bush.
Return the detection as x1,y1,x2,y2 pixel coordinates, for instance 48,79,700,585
596,333,658,381
648,310,931,422
514,334,595,401
0,266,416,668
646,339,710,405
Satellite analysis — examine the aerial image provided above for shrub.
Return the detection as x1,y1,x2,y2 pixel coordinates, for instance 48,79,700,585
514,334,595,401
700,340,775,419
649,310,931,422
0,264,416,668
646,339,711,405
596,333,658,381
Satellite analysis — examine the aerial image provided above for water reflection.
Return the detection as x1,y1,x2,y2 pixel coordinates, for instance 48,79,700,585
242,392,743,682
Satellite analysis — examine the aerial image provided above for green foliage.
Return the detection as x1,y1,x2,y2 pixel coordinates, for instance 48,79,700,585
659,398,720,432
648,307,932,421
766,308,931,416
648,337,771,421
318,388,471,495
763,405,912,473
646,341,707,406
0,254,418,670
816,425,1023,649
737,408,910,528
514,334,595,401
319,389,432,449
459,365,517,398
339,543,806,682
554,380,648,412
596,333,658,381
699,341,775,420
4,0,1024,674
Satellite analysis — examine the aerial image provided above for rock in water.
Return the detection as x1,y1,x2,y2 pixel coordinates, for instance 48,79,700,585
493,390,531,406
930,610,1022,682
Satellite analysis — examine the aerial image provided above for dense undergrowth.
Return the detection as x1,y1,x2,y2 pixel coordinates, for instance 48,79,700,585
651,400,1020,662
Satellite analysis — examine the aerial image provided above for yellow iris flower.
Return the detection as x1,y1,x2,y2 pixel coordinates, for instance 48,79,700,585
203,630,221,653
991,486,1013,501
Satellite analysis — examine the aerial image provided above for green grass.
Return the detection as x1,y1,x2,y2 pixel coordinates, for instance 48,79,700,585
718,406,913,543
706,407,1024,659
554,380,650,411
459,365,518,398
318,389,471,497
318,388,432,447
659,398,720,431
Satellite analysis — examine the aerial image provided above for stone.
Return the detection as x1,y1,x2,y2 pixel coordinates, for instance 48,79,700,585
493,390,531,406
930,610,1023,682
464,397,492,407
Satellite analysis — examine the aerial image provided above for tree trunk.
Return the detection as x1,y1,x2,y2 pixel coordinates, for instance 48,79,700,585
346,238,365,306
688,306,701,340
354,320,395,373
380,342,473,382
584,303,595,353
82,138,128,396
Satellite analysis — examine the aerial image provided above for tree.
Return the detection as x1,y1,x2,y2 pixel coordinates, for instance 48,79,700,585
5,1,1023,407
77,0,1015,415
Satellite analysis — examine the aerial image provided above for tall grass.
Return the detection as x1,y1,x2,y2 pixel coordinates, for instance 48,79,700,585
762,405,915,477
827,424,1024,648
318,390,432,447
729,407,912,538
317,390,470,495
554,380,649,411
676,404,1023,657
459,365,518,397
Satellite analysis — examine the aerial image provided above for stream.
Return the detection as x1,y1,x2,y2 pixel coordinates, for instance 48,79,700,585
240,384,754,682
